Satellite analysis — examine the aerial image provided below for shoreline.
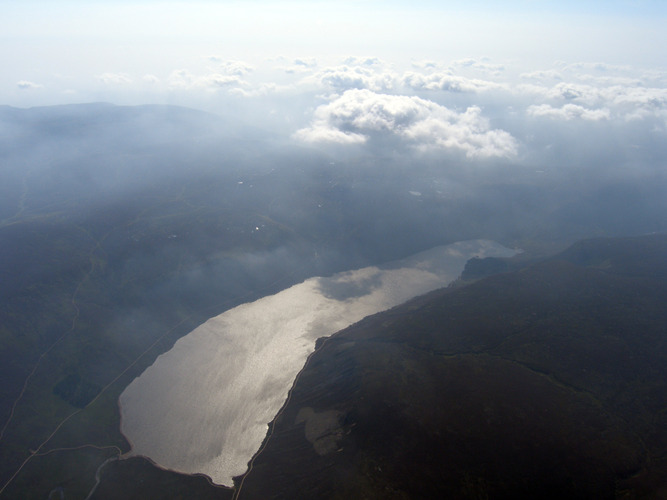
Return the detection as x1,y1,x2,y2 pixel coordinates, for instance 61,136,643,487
117,240,518,488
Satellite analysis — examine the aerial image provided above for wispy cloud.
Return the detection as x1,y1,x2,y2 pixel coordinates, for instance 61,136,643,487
402,71,506,93
17,80,43,90
98,73,133,85
520,70,563,81
450,58,505,76
301,64,396,92
168,69,247,91
527,104,610,121
206,58,254,76
142,74,160,84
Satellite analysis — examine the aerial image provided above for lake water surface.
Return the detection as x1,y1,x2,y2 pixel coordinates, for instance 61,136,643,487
119,240,517,486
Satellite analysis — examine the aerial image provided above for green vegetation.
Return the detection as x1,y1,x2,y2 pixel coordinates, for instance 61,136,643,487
53,374,101,409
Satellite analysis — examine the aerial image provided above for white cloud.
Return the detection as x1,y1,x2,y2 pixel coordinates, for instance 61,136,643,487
208,59,254,76
142,74,160,84
168,69,247,90
98,72,132,85
302,65,396,92
574,74,643,87
520,77,667,122
342,56,382,67
604,86,667,108
542,82,601,103
411,60,439,70
518,81,605,107
230,82,291,97
294,123,366,145
205,74,246,88
168,69,195,89
402,71,506,93
519,70,563,81
527,104,610,121
277,57,318,74
294,89,517,158
450,58,504,76
293,58,317,68
17,80,42,90
560,61,633,74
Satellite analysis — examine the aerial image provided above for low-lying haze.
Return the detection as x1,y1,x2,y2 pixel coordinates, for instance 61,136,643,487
3,3,666,201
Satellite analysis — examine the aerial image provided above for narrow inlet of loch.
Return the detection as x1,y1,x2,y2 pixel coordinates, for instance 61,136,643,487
118,240,518,486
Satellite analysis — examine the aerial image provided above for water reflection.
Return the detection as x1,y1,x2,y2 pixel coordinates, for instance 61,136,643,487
119,240,517,486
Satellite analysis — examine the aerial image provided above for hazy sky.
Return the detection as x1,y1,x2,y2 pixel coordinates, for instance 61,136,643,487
2,1,667,158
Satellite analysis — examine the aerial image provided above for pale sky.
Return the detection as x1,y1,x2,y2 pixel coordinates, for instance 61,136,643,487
2,0,667,151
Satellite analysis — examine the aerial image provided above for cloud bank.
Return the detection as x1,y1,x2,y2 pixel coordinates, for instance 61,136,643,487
4,48,666,162
527,104,610,121
294,89,517,158
402,71,506,93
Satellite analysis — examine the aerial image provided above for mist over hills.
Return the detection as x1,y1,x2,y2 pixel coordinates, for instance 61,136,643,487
0,103,665,498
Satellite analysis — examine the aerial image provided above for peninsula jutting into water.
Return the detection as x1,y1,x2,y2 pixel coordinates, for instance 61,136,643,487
119,240,518,486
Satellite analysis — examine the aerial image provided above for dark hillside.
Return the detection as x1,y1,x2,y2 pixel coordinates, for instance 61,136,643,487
238,234,667,499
